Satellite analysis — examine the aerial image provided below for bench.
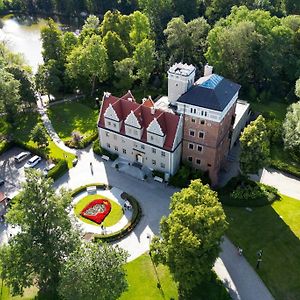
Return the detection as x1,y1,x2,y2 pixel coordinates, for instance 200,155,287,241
102,155,110,161
154,176,163,183
86,186,97,194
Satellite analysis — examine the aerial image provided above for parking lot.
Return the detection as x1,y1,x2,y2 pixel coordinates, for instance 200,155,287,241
0,147,47,198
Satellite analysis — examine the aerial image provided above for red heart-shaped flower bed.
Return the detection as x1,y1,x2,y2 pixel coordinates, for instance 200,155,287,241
80,199,111,224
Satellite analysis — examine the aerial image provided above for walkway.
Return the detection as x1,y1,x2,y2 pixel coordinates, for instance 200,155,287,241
251,168,300,200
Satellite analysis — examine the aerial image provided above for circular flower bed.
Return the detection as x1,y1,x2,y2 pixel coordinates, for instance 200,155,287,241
80,199,111,224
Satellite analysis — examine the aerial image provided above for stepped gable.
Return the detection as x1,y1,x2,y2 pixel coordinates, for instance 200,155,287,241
98,91,180,151
177,74,241,111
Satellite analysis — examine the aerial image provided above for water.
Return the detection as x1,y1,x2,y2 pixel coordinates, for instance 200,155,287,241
0,15,46,73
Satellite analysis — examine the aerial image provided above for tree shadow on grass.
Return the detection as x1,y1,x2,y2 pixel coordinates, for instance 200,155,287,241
224,203,300,300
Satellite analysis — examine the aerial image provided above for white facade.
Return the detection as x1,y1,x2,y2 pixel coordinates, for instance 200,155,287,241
167,63,196,105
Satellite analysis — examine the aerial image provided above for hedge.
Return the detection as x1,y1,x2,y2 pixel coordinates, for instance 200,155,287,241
47,159,68,180
270,159,300,178
14,139,47,158
152,170,165,179
218,175,279,207
65,131,98,149
93,192,142,243
92,140,118,161
70,183,108,197
0,141,14,155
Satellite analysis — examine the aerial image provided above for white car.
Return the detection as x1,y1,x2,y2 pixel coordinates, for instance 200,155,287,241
43,164,55,176
24,156,42,169
14,151,30,163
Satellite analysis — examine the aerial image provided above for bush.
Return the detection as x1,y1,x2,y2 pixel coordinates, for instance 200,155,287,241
14,139,47,158
270,159,300,178
70,183,108,197
0,141,13,155
47,159,68,180
169,164,210,188
93,192,142,243
152,170,164,179
219,175,279,207
65,131,98,149
92,140,118,161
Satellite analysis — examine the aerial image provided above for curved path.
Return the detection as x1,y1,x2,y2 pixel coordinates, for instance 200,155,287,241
36,101,274,300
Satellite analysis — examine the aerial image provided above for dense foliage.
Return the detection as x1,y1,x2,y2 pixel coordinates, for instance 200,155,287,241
150,179,227,296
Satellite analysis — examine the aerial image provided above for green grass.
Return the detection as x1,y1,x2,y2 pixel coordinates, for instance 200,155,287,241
47,100,98,141
0,282,38,300
74,194,123,227
225,194,300,300
249,100,288,121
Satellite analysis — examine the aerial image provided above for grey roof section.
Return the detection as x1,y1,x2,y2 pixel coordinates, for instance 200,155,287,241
168,63,196,77
177,75,241,111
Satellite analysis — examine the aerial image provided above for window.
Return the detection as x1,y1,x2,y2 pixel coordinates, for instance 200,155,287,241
161,151,165,157
188,156,193,162
193,108,196,114
122,148,126,154
197,145,203,152
152,159,156,165
188,143,194,150
134,143,138,148
207,163,211,167
150,135,154,140
108,121,111,126
191,118,196,123
161,163,165,168
114,146,118,151
189,129,195,137
199,131,204,139
113,123,116,128
134,130,138,135
105,132,109,137
196,159,201,165
204,111,207,117
200,120,205,125
107,143,110,148
141,144,145,149
152,148,156,154
190,108,193,113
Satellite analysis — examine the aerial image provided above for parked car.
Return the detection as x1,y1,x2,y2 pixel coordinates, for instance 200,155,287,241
0,178,4,186
43,163,55,176
24,156,42,169
14,151,30,163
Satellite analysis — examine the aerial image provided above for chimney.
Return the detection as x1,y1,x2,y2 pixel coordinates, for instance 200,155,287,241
204,64,213,77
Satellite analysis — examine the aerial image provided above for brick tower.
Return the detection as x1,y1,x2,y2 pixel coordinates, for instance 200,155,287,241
168,63,241,185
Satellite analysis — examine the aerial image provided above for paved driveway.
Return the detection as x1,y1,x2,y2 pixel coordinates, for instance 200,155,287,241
0,147,47,198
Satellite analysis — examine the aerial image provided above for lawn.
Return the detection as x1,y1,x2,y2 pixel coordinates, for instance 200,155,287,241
224,194,300,300
74,194,123,227
47,100,99,142
249,100,288,121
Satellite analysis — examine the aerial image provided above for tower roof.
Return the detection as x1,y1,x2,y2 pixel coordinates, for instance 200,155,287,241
168,63,196,77
177,74,241,111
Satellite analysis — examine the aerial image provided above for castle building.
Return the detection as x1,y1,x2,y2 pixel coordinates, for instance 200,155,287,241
98,91,183,176
98,63,241,185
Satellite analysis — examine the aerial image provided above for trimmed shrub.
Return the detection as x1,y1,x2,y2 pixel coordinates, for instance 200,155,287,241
152,170,164,179
47,159,68,180
65,131,98,149
92,140,118,161
169,164,211,188
218,175,279,207
270,159,300,178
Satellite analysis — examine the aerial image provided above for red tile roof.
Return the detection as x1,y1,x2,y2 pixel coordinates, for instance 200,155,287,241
98,92,180,151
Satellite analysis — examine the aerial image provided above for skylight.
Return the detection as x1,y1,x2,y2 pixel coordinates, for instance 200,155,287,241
200,74,223,89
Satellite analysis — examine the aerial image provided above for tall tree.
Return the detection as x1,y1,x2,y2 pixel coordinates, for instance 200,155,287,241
30,123,48,148
0,69,20,123
150,179,227,296
282,101,300,157
66,35,109,96
133,38,155,89
63,32,78,57
0,170,80,297
114,58,135,90
240,115,270,174
129,11,151,48
58,243,128,300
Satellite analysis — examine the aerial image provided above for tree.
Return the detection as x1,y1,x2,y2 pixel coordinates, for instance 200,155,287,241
58,242,128,300
0,69,20,123
133,38,155,89
41,19,64,63
173,0,200,21
30,123,48,148
150,179,227,296
114,58,135,90
102,31,128,64
66,35,109,96
35,60,63,100
0,170,80,297
129,11,151,48
240,115,270,174
63,32,78,57
282,101,300,156
6,66,36,107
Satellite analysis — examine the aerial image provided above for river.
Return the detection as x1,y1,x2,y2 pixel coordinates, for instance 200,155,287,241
0,15,47,73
